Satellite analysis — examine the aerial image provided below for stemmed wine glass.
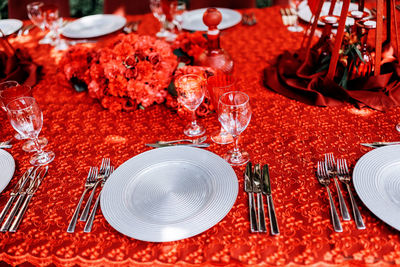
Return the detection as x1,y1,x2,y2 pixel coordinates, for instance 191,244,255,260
6,97,55,166
0,81,48,152
207,74,234,144
41,4,68,50
218,91,252,165
150,0,177,41
175,74,206,137
170,0,187,32
288,0,303,32
27,2,52,44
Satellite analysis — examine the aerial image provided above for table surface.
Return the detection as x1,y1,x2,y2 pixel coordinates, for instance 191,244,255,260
1,5,400,267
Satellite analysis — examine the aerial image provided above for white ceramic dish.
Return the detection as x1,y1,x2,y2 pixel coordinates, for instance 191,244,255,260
0,19,23,36
0,149,15,193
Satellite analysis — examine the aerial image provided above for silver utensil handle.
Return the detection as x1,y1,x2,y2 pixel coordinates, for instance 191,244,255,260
80,181,101,221
333,178,350,221
346,184,366,230
9,195,32,232
84,192,101,233
256,193,267,232
67,188,89,233
267,195,280,235
248,192,258,232
326,187,343,232
0,196,16,224
0,194,25,232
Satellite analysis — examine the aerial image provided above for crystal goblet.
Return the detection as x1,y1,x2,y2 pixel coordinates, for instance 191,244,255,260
287,0,303,32
150,0,177,41
27,2,52,44
218,91,252,165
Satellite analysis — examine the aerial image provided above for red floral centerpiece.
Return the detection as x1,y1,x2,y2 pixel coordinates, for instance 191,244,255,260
61,33,178,112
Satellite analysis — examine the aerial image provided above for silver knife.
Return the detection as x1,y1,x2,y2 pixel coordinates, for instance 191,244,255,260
0,167,39,232
146,143,210,148
0,167,33,224
9,166,48,232
253,164,267,232
361,142,400,148
244,162,258,232
262,164,280,235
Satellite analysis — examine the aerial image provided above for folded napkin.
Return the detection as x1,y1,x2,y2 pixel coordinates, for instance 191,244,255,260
263,49,400,111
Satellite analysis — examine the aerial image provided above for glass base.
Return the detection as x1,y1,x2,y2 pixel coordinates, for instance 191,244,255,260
287,25,304,32
396,124,400,132
211,128,233,145
156,30,176,42
30,150,55,166
184,123,205,137
39,32,53,45
224,150,250,166
22,137,48,152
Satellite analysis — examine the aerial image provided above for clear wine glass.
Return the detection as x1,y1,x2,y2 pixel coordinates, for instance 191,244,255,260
218,91,252,165
41,4,68,50
207,74,234,144
0,81,48,152
175,74,206,137
171,0,187,32
288,0,303,32
27,2,52,44
150,0,177,41
6,97,55,166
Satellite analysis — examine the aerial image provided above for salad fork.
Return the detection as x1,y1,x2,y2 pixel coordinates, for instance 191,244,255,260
80,158,110,221
157,136,207,145
67,167,98,233
337,159,366,230
84,166,114,232
325,153,350,221
316,161,342,232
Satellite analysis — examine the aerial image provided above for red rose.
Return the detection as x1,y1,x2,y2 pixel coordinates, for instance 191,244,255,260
148,52,160,65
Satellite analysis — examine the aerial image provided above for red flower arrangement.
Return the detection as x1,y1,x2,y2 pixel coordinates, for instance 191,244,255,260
61,33,178,112
171,31,208,64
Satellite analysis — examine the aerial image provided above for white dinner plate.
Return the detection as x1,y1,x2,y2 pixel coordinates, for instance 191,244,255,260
0,149,15,193
182,8,242,31
0,19,23,36
61,14,126,38
297,1,371,26
353,145,400,231
101,146,238,242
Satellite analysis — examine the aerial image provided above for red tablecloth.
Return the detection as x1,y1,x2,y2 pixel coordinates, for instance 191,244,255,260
1,6,400,266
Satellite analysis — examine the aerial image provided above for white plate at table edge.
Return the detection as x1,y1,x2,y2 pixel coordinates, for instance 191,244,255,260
297,1,371,26
182,8,242,31
353,145,400,231
0,149,15,193
101,146,238,242
0,19,23,36
61,14,126,38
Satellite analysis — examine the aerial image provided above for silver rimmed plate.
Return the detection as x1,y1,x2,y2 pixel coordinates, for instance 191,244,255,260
101,146,238,242
297,1,371,26
61,14,126,38
0,19,23,36
0,149,15,193
353,145,400,231
182,8,242,31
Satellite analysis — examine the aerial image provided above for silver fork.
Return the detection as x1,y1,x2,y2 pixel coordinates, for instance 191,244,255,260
67,167,98,233
337,159,366,230
84,166,114,232
0,139,12,148
157,136,207,145
325,153,350,221
316,161,343,232
80,158,110,221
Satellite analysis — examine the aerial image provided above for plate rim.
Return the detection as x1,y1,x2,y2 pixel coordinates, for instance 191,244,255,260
353,145,400,231
0,19,23,36
61,14,127,38
0,149,15,193
100,146,238,242
182,7,242,31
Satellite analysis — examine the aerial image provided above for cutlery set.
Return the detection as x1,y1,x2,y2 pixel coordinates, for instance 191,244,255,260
280,8,297,26
242,12,257,26
0,165,48,232
361,141,400,148
146,136,210,148
316,153,365,232
17,24,35,36
0,139,12,149
244,162,279,235
123,20,141,34
67,158,114,233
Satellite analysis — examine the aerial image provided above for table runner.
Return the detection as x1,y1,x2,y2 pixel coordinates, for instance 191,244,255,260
1,6,400,266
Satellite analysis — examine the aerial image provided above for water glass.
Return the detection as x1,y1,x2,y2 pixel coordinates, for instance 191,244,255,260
218,91,251,165
288,0,303,32
27,2,52,44
41,4,68,50
6,97,55,166
150,0,177,41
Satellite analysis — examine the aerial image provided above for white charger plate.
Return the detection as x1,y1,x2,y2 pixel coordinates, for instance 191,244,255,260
0,149,15,193
61,14,126,38
101,146,238,242
0,19,23,36
353,145,400,231
182,8,242,31
297,1,371,26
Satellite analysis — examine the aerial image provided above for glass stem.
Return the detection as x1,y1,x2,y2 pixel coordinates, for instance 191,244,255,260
191,110,197,127
233,135,240,154
32,137,43,154
294,7,299,28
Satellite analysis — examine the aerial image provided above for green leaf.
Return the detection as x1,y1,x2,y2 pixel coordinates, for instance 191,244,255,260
173,48,188,58
168,81,177,97
139,105,145,110
315,63,329,73
354,47,365,63
339,67,349,89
